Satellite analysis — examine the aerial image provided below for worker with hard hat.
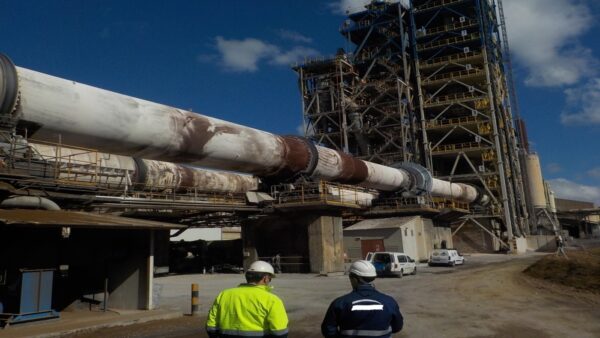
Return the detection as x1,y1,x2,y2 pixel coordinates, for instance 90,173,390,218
206,260,289,338
321,260,403,337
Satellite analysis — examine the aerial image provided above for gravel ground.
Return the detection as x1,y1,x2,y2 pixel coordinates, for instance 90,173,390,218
61,251,600,338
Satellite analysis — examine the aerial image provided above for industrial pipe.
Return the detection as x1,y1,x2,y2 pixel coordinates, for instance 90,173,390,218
1,196,61,210
22,141,259,193
0,54,488,204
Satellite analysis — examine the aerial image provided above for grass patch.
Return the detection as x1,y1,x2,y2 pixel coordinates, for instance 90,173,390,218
523,248,600,293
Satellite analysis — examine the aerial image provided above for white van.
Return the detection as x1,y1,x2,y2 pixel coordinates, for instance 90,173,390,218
365,251,417,277
428,249,464,266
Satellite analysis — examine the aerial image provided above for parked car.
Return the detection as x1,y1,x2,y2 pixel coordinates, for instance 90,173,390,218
365,252,417,277
428,249,464,267
211,264,244,274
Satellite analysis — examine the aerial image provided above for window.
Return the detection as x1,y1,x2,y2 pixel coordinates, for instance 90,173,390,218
404,228,408,237
373,253,391,263
398,255,407,263
411,230,414,237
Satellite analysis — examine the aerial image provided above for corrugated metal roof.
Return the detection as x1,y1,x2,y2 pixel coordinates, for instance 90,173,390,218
344,216,419,231
0,209,183,229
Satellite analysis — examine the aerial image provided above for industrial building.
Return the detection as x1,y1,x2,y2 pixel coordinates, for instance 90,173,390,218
0,0,592,325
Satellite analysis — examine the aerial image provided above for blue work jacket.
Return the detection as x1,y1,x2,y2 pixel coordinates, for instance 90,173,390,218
321,284,403,338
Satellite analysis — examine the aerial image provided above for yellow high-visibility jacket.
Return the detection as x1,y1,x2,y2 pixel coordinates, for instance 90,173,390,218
206,284,289,337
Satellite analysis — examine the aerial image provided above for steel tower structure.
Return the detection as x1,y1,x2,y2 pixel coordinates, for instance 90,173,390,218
410,0,528,246
295,0,530,250
295,1,418,166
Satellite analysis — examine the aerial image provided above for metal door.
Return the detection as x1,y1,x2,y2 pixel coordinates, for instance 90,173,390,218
361,239,385,259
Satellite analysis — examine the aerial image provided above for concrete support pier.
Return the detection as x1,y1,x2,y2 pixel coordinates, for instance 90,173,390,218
308,215,344,275
242,213,345,275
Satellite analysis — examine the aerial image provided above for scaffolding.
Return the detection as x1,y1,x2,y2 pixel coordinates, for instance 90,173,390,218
294,0,530,247
295,1,418,165
411,0,528,243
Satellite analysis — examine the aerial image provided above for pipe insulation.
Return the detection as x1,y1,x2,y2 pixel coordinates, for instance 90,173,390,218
0,54,488,204
1,196,61,210
16,141,259,193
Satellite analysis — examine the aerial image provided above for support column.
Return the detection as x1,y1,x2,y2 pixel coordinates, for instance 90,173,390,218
242,222,258,269
146,230,154,310
308,215,344,275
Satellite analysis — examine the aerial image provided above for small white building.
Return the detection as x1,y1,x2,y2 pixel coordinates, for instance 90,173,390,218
170,227,241,242
343,216,452,262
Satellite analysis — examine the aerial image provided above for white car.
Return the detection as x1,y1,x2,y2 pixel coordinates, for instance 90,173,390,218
365,251,417,277
428,249,464,267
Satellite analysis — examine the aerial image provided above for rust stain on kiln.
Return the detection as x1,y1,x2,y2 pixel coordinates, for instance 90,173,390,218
167,110,242,162
178,165,196,189
337,152,368,184
175,164,258,193
275,136,311,179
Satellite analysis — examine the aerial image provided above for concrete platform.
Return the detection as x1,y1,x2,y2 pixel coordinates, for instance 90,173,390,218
0,309,182,338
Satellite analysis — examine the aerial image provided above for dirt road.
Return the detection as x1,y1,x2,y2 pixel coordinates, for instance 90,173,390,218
62,254,600,338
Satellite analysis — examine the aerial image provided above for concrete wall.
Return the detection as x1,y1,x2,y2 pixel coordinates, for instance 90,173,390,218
514,237,528,254
555,198,594,211
343,217,450,262
526,235,557,252
343,228,398,261
222,227,241,240
400,223,418,260
308,215,344,274
244,213,344,274
593,224,600,238
418,220,452,262
452,221,497,253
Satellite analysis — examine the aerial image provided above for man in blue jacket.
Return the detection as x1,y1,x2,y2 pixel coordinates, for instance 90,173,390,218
321,260,403,337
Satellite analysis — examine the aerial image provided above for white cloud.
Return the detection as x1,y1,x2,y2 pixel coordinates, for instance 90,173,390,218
503,0,595,87
561,78,600,124
329,0,410,15
278,29,313,44
546,163,562,174
215,36,279,72
588,167,600,179
548,178,600,206
270,46,320,66
214,37,320,72
330,0,370,14
196,54,217,63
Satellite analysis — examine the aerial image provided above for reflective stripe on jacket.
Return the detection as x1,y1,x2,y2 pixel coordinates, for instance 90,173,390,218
321,284,403,338
206,284,289,338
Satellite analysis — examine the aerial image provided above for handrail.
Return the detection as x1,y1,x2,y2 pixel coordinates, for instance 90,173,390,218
417,33,481,52
270,181,375,208
425,115,480,128
416,20,478,38
414,0,469,12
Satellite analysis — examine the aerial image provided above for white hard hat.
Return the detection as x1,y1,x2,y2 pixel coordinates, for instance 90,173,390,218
247,260,275,277
349,260,377,277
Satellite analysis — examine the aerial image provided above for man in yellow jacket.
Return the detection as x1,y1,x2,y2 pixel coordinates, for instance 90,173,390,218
206,260,289,338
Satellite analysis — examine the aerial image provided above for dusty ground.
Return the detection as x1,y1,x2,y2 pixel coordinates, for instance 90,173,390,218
59,252,600,338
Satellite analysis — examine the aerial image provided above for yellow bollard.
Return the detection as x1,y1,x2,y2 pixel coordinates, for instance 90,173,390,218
191,283,199,316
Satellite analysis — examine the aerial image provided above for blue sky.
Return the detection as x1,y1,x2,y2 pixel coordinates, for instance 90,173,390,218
0,0,598,205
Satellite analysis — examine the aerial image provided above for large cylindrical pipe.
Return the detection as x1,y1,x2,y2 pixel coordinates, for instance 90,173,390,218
1,196,61,210
135,158,259,193
0,54,486,203
28,142,259,193
9,65,306,177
